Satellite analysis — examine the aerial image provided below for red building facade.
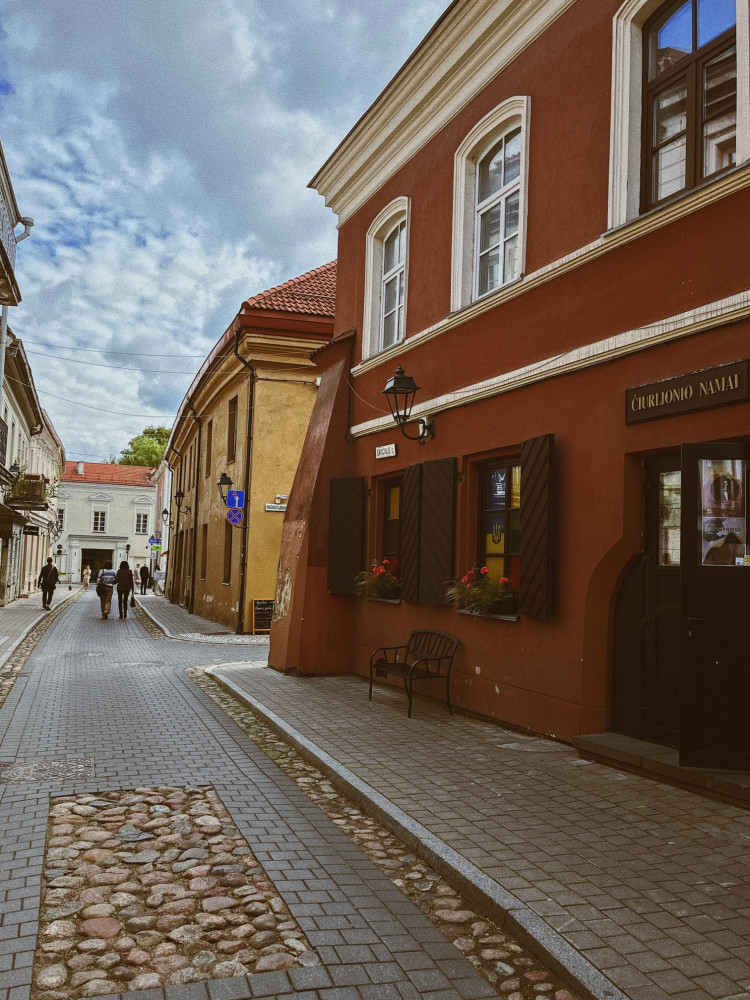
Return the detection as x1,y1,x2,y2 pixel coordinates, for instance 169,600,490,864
270,0,750,769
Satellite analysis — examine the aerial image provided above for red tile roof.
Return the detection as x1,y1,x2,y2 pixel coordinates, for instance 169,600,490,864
62,462,155,487
240,260,336,317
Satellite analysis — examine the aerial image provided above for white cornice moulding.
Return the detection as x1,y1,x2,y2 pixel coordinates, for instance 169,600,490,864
349,290,750,438
311,0,577,224
87,493,113,502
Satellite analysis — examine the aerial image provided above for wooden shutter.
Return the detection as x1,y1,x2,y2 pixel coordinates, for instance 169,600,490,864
327,477,364,594
419,458,456,605
400,463,421,603
519,434,554,618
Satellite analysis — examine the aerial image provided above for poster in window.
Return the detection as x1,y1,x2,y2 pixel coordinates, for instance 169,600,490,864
487,467,506,509
699,459,749,566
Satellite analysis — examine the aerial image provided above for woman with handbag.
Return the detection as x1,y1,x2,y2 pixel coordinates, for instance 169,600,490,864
96,561,116,619
114,560,134,620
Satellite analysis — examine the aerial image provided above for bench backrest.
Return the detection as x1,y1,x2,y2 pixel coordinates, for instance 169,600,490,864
407,630,459,665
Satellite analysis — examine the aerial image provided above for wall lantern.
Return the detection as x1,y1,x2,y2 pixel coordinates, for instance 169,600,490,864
161,507,173,527
381,365,434,446
173,488,190,516
217,472,233,504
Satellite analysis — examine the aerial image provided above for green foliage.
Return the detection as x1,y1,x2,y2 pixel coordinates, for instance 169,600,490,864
118,425,170,467
445,566,519,615
354,559,401,600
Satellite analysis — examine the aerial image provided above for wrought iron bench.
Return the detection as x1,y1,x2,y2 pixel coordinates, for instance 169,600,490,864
368,630,460,718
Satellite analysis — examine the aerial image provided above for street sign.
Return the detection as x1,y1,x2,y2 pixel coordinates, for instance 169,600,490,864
148,536,158,545
225,490,245,508
22,525,40,535
227,507,243,526
151,543,162,552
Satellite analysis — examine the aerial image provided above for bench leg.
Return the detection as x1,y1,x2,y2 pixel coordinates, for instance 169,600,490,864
407,675,413,718
369,667,373,701
446,675,453,715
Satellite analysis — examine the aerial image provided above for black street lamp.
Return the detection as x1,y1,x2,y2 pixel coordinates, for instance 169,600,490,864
161,508,173,527
217,472,233,504
382,365,434,446
173,488,190,515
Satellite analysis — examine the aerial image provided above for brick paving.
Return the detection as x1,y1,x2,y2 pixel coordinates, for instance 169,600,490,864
195,662,750,1000
0,591,531,1000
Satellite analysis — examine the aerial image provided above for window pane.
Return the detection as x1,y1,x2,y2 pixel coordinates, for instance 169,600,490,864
503,128,521,184
511,465,521,509
703,110,736,175
653,135,687,199
509,508,521,553
654,79,688,143
697,0,736,47
504,191,519,237
704,44,737,116
384,274,399,314
478,248,500,296
383,309,397,348
383,224,401,273
484,555,505,580
487,466,507,509
503,236,519,284
478,139,504,201
485,511,505,553
658,470,681,566
479,204,501,252
649,1,692,79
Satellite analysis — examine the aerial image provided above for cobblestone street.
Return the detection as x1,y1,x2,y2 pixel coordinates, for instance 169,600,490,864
0,591,578,1000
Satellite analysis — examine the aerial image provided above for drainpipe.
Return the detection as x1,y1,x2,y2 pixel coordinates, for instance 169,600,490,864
233,328,256,635
186,400,201,615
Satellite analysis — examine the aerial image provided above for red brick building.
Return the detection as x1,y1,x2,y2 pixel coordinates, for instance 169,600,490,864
271,0,750,769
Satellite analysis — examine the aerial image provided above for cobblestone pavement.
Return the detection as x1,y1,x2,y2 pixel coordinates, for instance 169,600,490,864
208,666,750,1000
135,598,268,646
0,588,81,670
0,591,571,1000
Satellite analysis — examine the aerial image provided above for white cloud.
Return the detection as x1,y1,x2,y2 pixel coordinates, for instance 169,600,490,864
0,0,449,460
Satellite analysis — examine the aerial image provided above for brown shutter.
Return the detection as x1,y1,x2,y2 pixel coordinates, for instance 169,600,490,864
400,463,421,603
519,434,554,618
327,477,364,594
418,457,456,605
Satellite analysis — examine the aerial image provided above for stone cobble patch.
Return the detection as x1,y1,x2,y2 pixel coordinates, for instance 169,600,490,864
31,785,318,999
188,667,582,1000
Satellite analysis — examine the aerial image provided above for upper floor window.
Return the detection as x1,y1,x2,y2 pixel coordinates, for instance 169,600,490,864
135,512,148,534
56,509,65,531
205,419,213,477
93,510,107,533
363,197,410,359
608,0,747,229
227,396,238,462
643,0,737,209
381,220,406,349
451,97,530,312
476,128,522,297
382,478,402,578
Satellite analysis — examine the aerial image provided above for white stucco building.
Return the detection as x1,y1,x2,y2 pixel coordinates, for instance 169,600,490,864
57,462,157,583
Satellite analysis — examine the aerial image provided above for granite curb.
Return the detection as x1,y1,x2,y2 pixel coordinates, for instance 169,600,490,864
207,667,627,1000
134,598,268,647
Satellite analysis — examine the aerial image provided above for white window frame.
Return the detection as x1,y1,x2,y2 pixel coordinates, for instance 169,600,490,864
135,512,148,535
92,510,107,533
362,196,410,360
56,508,65,531
608,0,750,229
451,96,531,313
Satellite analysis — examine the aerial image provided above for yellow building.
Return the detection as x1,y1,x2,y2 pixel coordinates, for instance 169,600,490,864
164,262,335,632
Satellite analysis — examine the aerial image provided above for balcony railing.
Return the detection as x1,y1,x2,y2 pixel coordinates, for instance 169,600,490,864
5,474,48,510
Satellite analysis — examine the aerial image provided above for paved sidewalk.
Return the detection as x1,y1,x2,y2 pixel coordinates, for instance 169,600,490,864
0,585,80,668
136,594,269,645
211,663,750,1000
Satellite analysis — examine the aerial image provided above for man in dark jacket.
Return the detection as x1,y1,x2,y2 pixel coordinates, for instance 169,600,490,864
139,562,149,595
38,557,59,610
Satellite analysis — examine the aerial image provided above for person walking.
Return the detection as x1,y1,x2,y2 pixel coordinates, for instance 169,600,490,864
37,557,59,610
139,562,150,595
114,560,134,620
96,561,116,619
82,565,91,591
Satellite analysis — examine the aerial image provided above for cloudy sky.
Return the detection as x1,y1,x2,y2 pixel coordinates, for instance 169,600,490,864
0,0,450,463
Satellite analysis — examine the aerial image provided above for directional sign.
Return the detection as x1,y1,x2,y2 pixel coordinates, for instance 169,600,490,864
149,536,158,546
227,507,244,526
225,489,245,508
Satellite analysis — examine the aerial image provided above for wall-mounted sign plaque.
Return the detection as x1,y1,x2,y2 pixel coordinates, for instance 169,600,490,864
626,360,749,424
376,443,398,459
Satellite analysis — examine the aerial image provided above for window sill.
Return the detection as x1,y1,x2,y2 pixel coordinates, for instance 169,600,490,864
456,607,520,622
365,596,401,605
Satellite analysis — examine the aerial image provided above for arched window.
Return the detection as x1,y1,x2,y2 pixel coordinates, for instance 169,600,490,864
363,197,410,359
643,0,737,208
451,97,530,312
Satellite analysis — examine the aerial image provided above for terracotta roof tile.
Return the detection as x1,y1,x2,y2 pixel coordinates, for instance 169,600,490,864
241,260,336,317
62,462,155,487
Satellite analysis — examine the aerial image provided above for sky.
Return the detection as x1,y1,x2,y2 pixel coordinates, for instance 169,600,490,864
0,0,450,464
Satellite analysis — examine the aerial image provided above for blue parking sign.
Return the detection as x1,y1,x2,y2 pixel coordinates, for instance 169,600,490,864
226,490,245,508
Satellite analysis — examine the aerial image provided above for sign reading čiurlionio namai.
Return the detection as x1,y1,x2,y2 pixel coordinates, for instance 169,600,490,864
626,360,748,425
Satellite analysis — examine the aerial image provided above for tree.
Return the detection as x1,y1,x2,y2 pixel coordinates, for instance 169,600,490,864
118,425,170,466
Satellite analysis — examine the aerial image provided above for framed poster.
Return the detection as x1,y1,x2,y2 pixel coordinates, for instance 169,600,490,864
698,459,749,566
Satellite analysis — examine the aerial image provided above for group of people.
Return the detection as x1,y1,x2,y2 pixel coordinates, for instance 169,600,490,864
84,560,151,620
35,559,151,617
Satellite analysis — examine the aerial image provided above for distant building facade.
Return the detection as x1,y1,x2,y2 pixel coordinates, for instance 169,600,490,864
164,262,335,632
57,462,157,583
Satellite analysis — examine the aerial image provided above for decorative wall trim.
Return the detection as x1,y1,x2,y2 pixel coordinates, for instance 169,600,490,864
352,161,750,379
350,290,750,437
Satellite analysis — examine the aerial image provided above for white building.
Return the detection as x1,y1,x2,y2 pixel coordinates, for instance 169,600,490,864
57,462,157,583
